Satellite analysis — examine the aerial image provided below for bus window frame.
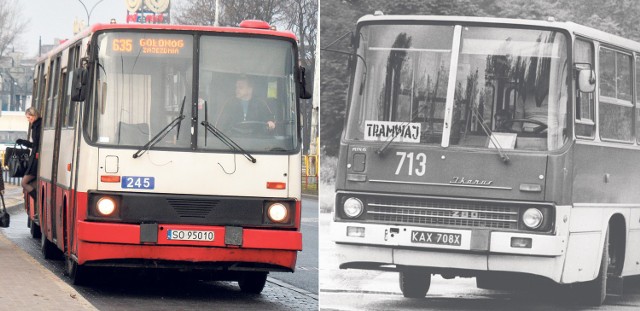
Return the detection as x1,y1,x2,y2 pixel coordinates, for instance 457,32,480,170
574,38,596,140
597,46,634,144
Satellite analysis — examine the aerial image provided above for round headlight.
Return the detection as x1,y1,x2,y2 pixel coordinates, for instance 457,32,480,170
268,203,289,223
96,197,117,216
522,208,543,229
343,197,364,218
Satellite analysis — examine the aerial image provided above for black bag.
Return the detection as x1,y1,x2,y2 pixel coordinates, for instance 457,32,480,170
6,144,30,178
0,194,9,228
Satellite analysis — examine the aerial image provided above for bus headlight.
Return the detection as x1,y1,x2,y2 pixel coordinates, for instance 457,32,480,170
343,197,364,218
267,203,289,223
522,208,543,229
96,197,117,216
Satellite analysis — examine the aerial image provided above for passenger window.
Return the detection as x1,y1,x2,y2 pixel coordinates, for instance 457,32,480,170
598,48,633,142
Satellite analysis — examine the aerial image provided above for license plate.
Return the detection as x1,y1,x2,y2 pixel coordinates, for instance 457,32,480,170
122,176,155,189
411,230,461,246
167,230,215,241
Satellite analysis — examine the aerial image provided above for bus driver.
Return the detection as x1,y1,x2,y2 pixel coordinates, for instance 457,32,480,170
215,76,276,133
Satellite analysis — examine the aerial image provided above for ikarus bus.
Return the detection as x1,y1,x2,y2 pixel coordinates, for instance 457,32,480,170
29,20,311,293
331,13,640,305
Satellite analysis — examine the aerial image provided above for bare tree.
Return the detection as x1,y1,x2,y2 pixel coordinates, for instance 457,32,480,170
173,0,218,26
0,0,29,58
223,0,284,25
282,0,317,69
174,0,285,26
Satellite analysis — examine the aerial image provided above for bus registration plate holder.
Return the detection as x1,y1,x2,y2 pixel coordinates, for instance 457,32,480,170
411,230,461,246
167,230,215,241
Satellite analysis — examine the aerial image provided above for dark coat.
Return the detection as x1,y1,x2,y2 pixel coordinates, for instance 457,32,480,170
23,118,42,176
215,98,275,131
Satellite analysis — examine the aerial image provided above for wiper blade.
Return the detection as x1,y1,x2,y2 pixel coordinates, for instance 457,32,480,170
469,105,510,163
201,121,256,163
133,96,186,159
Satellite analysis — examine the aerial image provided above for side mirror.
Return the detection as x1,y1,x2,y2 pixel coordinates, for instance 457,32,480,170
577,67,596,93
299,67,312,99
71,66,89,102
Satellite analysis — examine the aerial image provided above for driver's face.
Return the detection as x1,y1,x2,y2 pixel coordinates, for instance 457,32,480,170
235,80,253,101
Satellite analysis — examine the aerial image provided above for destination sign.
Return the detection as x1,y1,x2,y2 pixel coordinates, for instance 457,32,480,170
110,37,187,56
364,120,421,143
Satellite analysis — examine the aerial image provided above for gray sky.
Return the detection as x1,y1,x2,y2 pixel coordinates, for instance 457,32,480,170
20,0,184,58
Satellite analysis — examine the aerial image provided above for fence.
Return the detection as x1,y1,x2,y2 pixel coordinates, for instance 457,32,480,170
302,155,318,193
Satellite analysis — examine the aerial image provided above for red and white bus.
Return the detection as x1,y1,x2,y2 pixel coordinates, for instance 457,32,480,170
331,13,640,305
29,20,311,293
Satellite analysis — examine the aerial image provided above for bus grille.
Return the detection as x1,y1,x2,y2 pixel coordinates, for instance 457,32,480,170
166,199,220,219
366,199,518,229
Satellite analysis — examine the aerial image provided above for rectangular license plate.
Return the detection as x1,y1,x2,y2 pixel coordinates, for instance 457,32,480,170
122,176,155,189
411,230,462,246
167,230,215,241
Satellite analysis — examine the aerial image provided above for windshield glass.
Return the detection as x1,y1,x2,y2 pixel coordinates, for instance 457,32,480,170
197,36,298,152
93,32,193,148
91,31,298,153
346,24,569,151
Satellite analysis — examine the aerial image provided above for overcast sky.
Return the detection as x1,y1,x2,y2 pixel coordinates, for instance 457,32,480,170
19,0,184,58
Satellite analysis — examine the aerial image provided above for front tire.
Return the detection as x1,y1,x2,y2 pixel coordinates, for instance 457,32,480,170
238,272,268,294
399,269,431,298
66,256,93,286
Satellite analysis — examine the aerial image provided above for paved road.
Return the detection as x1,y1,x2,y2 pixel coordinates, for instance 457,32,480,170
319,213,640,310
271,196,319,294
3,206,318,310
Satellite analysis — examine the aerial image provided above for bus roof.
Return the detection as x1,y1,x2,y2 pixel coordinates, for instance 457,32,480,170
38,22,298,62
357,14,640,52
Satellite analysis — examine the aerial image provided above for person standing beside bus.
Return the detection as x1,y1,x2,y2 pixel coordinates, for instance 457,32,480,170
16,107,42,198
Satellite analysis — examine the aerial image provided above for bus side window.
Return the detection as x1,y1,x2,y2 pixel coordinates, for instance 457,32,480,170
598,48,633,142
575,39,595,138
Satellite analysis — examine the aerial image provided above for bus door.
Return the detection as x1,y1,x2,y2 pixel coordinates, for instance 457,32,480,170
52,46,82,251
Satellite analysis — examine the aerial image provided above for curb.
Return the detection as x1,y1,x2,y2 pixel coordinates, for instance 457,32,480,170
0,233,98,310
268,277,319,300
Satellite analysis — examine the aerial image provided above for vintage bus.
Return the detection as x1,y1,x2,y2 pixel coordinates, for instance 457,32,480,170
29,20,311,293
331,13,640,305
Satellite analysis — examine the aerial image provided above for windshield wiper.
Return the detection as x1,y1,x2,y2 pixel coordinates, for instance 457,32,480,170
469,104,510,163
200,121,256,163
133,96,186,159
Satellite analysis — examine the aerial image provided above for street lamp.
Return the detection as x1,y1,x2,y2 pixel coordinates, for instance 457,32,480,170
75,0,105,25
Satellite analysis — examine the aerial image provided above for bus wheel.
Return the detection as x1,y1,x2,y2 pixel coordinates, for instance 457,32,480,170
30,221,41,239
238,272,268,294
41,232,62,260
399,269,431,298
66,256,92,286
578,228,610,306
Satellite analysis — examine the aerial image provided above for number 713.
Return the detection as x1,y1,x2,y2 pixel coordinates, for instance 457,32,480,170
395,152,427,176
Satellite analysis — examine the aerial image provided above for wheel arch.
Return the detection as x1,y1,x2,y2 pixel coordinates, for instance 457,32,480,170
608,213,626,275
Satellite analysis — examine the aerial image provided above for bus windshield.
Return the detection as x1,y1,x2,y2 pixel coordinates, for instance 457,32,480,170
93,31,298,153
346,24,569,151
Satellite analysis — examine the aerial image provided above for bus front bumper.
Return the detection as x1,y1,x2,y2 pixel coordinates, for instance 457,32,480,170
331,221,567,282
76,221,301,272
